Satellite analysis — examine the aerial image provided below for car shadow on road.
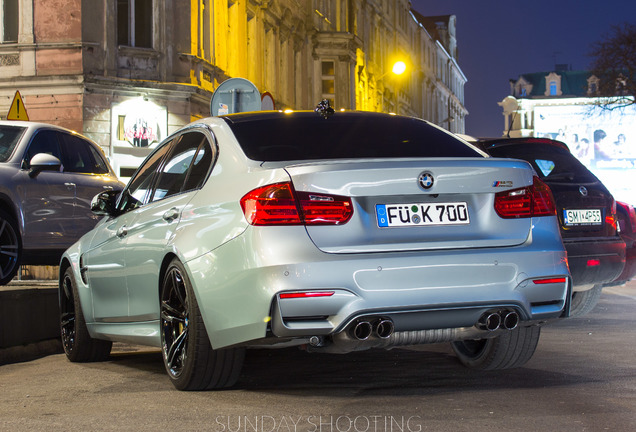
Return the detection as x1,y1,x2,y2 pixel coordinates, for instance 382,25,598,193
102,341,598,395
233,344,595,397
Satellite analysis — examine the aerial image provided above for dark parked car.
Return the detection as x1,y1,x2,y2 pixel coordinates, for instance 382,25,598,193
0,121,124,285
469,137,626,316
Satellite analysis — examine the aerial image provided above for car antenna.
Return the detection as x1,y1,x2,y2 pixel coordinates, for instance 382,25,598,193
315,99,335,119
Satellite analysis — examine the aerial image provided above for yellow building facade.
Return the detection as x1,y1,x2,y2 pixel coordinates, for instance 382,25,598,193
0,0,467,177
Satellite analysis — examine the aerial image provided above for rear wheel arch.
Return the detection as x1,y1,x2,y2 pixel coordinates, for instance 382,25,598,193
0,194,22,232
159,252,179,298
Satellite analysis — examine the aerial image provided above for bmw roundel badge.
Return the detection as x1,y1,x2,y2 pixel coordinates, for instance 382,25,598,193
418,172,434,190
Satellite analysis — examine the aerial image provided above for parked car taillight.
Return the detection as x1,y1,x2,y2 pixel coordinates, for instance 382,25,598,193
494,176,556,218
606,197,618,233
240,182,353,226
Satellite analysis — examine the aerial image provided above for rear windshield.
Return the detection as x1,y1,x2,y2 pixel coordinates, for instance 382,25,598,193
223,112,483,161
0,125,26,162
485,143,598,183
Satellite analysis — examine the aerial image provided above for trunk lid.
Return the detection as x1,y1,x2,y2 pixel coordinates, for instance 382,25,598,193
284,158,536,253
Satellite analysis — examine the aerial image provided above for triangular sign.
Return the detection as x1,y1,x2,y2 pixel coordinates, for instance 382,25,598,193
7,90,29,121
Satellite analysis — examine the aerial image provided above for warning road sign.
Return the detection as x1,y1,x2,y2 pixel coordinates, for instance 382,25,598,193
7,90,29,121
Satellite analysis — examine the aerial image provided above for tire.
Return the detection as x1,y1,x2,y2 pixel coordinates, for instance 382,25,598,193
59,266,112,362
160,258,245,391
451,325,541,370
0,208,21,285
570,284,603,317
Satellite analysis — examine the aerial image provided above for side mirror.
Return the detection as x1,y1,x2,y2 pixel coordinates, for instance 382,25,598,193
91,190,121,216
28,153,62,178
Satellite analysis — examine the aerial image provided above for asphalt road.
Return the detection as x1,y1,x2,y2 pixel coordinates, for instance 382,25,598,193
1,282,635,432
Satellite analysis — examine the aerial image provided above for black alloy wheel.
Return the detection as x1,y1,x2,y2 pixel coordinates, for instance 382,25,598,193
0,209,21,285
160,258,245,390
60,271,78,356
59,266,112,362
161,263,190,379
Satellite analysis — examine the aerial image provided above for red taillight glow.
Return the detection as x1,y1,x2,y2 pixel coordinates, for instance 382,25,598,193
587,259,601,267
240,182,353,226
494,176,556,219
532,277,567,284
279,291,335,299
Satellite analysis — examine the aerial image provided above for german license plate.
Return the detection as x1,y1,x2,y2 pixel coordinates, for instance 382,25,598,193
563,209,602,226
376,202,470,227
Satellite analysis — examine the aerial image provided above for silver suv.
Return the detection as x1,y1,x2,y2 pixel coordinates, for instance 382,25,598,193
0,121,124,284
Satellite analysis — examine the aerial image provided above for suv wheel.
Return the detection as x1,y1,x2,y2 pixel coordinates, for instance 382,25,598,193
570,284,603,317
0,208,21,285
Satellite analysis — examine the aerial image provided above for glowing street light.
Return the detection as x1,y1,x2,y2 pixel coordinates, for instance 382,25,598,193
392,61,406,76
379,61,407,80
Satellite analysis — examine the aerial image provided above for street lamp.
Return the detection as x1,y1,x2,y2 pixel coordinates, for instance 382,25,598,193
378,60,406,114
392,61,406,76
379,60,407,80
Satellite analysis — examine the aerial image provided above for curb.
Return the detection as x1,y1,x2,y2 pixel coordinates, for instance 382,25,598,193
0,280,61,365
0,339,63,366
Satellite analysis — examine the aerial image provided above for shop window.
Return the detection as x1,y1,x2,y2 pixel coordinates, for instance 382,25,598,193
1,0,18,43
117,0,152,48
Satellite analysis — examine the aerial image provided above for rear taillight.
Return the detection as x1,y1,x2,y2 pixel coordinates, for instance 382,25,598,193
240,182,353,226
606,197,617,233
494,176,556,219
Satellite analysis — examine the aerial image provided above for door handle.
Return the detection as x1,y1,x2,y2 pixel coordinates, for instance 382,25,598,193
64,182,76,189
163,207,179,222
116,225,128,238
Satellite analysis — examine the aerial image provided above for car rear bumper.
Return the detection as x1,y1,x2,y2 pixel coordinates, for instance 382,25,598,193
563,237,626,290
188,224,571,350
604,242,636,286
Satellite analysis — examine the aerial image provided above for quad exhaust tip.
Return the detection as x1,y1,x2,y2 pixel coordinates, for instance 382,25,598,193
350,318,395,340
478,310,520,331
351,320,373,340
374,319,395,339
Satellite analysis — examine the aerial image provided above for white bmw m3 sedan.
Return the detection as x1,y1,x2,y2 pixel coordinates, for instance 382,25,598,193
59,109,571,390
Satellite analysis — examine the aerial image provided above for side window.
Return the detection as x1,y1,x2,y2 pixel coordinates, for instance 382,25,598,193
182,137,213,192
119,141,172,212
24,130,62,168
150,132,206,203
58,133,110,174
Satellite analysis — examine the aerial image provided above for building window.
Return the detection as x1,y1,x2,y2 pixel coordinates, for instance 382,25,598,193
117,0,152,48
1,0,18,43
321,60,335,106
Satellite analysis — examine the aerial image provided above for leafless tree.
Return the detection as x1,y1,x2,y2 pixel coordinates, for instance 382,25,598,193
589,23,636,109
